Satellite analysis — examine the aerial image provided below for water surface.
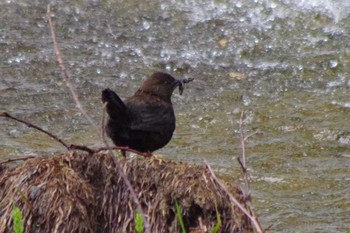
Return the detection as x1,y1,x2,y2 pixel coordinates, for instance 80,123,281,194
1,0,350,232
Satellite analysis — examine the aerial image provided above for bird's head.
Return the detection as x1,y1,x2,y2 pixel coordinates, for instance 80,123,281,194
138,72,183,102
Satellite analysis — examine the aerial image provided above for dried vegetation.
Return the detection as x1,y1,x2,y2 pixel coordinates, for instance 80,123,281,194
0,152,253,233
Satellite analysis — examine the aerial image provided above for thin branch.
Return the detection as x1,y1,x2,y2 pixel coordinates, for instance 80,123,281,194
46,4,149,231
0,155,38,166
237,157,247,173
46,5,97,130
239,111,246,169
238,111,252,194
1,112,70,150
236,111,267,231
68,144,94,154
101,102,108,142
264,224,274,232
205,161,264,233
0,112,150,158
244,130,263,141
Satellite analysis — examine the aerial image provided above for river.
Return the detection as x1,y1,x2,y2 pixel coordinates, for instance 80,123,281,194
1,0,350,232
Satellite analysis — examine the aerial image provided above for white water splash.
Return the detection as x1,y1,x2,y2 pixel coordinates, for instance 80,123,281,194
284,0,350,22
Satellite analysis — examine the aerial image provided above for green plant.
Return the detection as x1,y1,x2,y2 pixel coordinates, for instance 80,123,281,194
175,200,186,233
12,204,24,233
211,211,221,233
135,210,144,233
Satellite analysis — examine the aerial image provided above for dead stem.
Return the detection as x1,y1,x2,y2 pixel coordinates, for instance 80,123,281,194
239,111,247,169
46,4,97,130
236,111,267,232
0,155,38,166
0,112,70,150
205,161,264,233
0,112,152,160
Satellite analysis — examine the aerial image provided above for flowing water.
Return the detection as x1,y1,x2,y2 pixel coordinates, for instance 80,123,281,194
1,0,350,232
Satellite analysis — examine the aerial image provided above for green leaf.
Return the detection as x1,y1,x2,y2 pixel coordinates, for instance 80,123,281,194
12,204,24,233
175,200,186,233
211,211,221,233
135,210,144,233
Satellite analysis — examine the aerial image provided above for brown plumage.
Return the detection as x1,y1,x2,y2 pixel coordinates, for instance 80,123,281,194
102,72,192,156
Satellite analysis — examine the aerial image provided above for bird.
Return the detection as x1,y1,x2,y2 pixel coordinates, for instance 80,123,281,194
101,72,193,157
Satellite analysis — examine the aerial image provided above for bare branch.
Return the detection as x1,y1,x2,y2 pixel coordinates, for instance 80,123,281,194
0,112,151,158
46,4,97,130
205,161,264,233
238,111,252,194
0,155,38,166
1,112,70,150
237,157,247,173
244,130,263,141
239,111,246,169
46,5,149,231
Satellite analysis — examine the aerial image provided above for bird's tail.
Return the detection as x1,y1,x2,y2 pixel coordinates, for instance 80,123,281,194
101,89,127,122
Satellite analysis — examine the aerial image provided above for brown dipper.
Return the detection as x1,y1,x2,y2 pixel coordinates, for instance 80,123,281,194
102,72,193,156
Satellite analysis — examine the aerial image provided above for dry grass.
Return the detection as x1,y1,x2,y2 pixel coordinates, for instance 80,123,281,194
0,152,253,233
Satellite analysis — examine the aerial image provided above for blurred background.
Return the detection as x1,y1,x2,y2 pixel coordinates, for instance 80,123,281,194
1,0,350,232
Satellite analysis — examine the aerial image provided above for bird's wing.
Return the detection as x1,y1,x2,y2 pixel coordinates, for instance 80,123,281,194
126,97,175,133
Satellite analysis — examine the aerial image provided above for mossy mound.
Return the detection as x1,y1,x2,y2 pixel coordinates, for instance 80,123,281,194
0,152,253,233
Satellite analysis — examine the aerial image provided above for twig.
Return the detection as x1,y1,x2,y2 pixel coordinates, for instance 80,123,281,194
237,157,247,173
0,112,150,158
238,113,263,189
179,77,194,95
182,77,194,84
46,5,150,231
264,224,273,232
46,5,97,130
1,112,69,150
101,102,108,142
205,161,264,233
1,112,95,154
239,111,246,169
244,130,263,141
68,144,94,154
236,111,267,231
238,111,252,194
0,156,38,165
